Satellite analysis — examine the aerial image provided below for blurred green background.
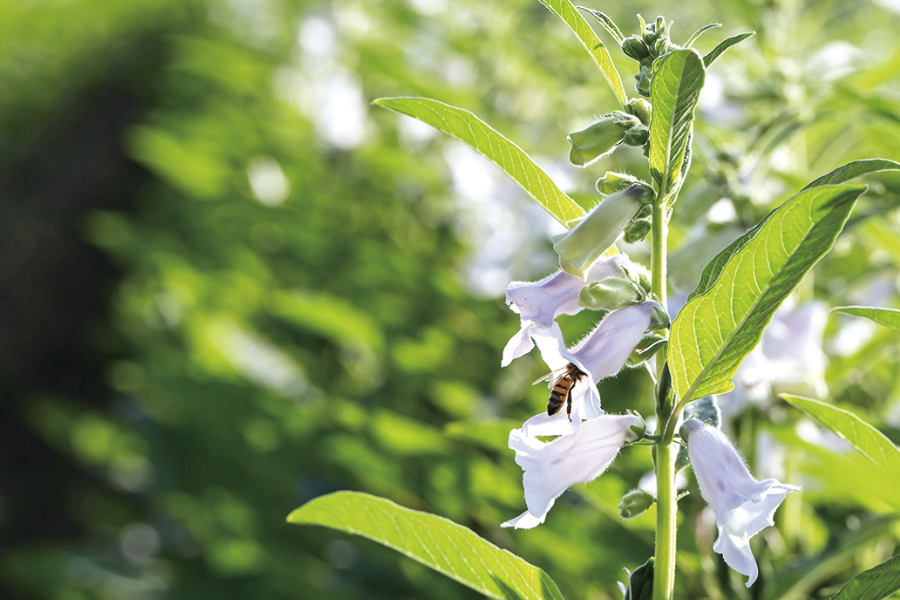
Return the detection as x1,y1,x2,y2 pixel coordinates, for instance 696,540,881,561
2,0,900,598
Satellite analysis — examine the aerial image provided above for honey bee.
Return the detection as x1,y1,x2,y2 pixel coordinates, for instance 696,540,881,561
533,362,587,421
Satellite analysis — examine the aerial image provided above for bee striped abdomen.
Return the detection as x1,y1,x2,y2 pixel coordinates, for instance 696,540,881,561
545,363,586,421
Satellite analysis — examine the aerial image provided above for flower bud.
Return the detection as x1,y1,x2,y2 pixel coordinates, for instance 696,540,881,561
553,185,652,278
596,171,640,195
623,125,649,147
623,218,651,243
625,98,652,126
618,489,655,519
621,36,650,61
567,112,641,167
635,66,652,97
578,277,645,311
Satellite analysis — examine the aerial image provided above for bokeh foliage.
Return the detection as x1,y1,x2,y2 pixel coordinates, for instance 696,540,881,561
2,0,900,599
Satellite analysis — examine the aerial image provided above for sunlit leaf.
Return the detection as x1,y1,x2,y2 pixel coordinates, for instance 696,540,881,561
686,160,900,304
578,7,625,44
684,23,721,48
669,184,866,402
702,32,754,67
374,97,585,226
830,554,900,600
781,395,900,471
801,158,900,189
832,306,900,332
538,0,628,108
288,491,565,600
648,49,705,202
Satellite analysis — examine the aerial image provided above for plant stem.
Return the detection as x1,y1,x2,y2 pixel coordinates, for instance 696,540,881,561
651,197,676,600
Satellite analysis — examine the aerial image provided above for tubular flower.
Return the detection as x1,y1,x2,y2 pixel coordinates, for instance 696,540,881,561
502,414,642,529
521,302,655,435
502,255,631,366
683,419,800,587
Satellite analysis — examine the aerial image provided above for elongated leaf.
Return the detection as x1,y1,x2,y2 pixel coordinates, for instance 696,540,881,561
538,0,628,107
578,7,625,44
702,32,754,67
802,158,900,190
833,306,900,331
288,491,565,600
648,49,705,201
375,97,585,225
687,160,900,303
669,184,866,402
781,395,900,471
831,554,900,600
685,23,721,48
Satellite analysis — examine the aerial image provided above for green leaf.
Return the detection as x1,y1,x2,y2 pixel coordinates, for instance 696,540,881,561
802,158,900,190
684,23,721,48
374,97,585,226
538,0,628,108
832,306,900,332
578,7,625,44
648,49,705,201
445,419,520,454
781,395,900,471
623,557,654,600
830,554,900,600
669,184,866,402
702,32,754,67
686,159,900,303
288,491,565,600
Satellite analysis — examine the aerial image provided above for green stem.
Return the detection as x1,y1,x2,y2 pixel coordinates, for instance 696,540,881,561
651,197,676,600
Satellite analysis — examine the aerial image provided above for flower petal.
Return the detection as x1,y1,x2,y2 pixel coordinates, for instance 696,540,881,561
569,303,653,379
502,322,536,367
504,414,641,528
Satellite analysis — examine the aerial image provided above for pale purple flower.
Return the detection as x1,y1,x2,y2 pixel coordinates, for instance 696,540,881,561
683,419,800,587
521,302,655,436
502,255,630,367
502,414,642,529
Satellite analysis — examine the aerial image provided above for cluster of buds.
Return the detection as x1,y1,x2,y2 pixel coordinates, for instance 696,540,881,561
621,16,677,96
567,97,652,167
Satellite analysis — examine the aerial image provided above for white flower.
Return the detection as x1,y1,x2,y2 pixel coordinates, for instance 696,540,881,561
683,419,800,587
502,414,642,529
522,302,655,436
502,255,630,367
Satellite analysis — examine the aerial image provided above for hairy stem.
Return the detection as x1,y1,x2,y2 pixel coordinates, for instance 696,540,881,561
651,197,676,600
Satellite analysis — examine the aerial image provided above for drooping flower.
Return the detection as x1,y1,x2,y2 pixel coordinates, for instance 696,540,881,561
521,302,655,435
682,419,800,587
502,413,642,529
502,254,631,366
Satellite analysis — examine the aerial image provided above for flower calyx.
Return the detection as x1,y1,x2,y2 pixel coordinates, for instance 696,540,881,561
567,112,642,167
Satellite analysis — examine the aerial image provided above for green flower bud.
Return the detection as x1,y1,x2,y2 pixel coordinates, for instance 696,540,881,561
626,333,666,366
567,112,640,167
625,98,652,126
655,38,673,57
623,125,649,147
553,184,652,278
635,65,652,97
623,218,652,243
618,489,656,519
596,171,639,195
578,277,645,311
621,36,650,61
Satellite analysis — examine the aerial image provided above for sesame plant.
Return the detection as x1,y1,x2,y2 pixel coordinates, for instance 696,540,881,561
288,1,900,599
